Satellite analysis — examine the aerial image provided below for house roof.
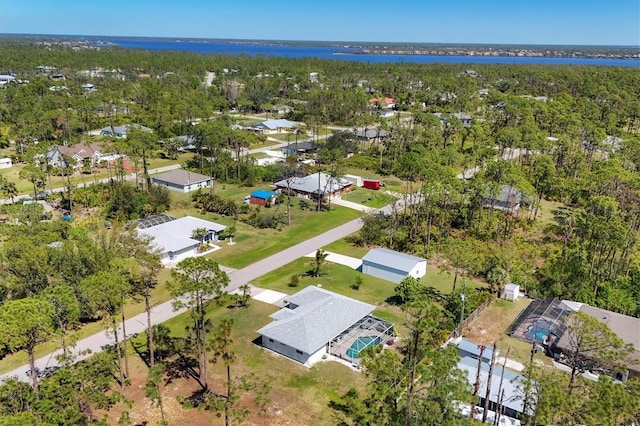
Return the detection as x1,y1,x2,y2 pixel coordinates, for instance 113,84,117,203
100,123,152,135
256,119,295,130
369,97,394,105
257,286,375,354
458,356,529,413
362,248,426,273
152,169,211,186
498,185,523,204
552,304,640,372
353,127,389,139
56,142,105,159
456,338,496,360
250,190,275,199
137,215,226,254
274,172,351,196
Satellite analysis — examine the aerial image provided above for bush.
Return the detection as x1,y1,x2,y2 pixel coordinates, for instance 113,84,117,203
289,274,300,287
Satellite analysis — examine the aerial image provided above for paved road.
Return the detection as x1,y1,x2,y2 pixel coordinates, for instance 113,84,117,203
0,196,408,384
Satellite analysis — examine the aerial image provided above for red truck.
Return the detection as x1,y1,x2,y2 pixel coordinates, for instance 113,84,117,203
363,179,381,190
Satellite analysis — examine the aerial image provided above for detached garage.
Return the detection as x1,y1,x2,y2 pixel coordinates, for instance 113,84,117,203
361,248,427,283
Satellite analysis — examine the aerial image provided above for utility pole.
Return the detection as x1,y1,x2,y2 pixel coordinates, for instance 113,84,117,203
458,279,467,336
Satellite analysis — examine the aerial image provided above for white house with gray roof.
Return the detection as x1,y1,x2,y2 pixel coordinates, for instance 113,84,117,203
274,172,352,200
135,215,226,264
152,169,212,193
362,248,427,283
257,286,394,366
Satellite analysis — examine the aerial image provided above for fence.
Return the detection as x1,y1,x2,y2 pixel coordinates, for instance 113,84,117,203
449,296,495,340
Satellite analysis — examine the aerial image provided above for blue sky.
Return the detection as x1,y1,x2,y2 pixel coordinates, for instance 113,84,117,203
1,0,638,46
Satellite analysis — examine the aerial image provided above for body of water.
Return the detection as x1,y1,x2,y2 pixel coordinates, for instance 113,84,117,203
108,39,640,67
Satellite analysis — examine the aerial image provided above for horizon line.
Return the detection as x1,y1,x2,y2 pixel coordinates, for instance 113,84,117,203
0,33,638,49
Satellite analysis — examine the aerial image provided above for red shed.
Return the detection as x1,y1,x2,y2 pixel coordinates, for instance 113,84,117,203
363,179,381,190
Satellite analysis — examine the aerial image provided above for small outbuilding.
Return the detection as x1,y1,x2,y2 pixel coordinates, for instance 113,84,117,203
0,158,12,169
501,283,521,301
151,169,212,193
249,190,275,206
361,248,427,283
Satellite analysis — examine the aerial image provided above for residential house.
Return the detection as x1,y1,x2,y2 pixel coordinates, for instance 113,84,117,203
454,337,497,364
134,214,226,264
151,169,212,193
369,97,395,109
434,112,473,127
549,304,640,381
361,248,427,283
257,286,394,366
379,109,395,118
255,119,296,134
100,123,153,138
46,142,120,168
353,127,389,141
485,185,523,214
274,172,352,200
280,140,316,156
457,356,530,419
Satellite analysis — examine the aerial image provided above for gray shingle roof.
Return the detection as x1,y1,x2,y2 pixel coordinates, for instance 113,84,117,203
362,248,426,274
152,169,211,186
257,119,295,130
274,172,351,196
137,216,226,254
257,286,375,354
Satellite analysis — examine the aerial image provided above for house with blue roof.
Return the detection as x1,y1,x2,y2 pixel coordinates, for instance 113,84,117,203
361,248,427,283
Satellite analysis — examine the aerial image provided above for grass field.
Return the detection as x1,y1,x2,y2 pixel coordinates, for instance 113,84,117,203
206,201,361,268
343,187,397,208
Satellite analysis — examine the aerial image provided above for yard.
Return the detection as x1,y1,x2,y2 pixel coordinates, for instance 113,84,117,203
462,297,551,366
99,300,368,425
342,187,398,208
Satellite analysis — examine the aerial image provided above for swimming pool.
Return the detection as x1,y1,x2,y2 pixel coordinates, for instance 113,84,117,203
346,336,382,358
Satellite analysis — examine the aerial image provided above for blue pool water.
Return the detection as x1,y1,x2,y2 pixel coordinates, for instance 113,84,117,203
346,336,382,358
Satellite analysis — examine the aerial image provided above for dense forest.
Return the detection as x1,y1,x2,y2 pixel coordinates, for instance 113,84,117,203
1,40,640,424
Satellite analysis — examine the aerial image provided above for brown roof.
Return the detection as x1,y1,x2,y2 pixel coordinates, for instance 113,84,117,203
58,142,104,159
152,169,211,186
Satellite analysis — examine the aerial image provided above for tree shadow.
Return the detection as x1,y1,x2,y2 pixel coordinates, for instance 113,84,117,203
164,351,200,386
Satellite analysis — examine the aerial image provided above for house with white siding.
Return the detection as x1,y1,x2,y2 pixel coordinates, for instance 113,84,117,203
151,169,212,193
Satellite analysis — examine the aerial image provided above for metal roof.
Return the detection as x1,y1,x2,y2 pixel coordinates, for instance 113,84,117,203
362,248,426,273
274,172,351,196
152,169,211,186
256,119,295,130
250,190,275,199
457,338,496,361
137,216,225,255
257,286,375,354
458,356,529,414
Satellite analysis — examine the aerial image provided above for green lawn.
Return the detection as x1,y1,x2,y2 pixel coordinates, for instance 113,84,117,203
207,201,361,268
323,237,370,258
343,187,397,208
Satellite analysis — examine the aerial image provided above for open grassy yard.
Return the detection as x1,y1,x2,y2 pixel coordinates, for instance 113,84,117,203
343,187,397,208
463,297,551,366
203,201,361,269
103,300,369,425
